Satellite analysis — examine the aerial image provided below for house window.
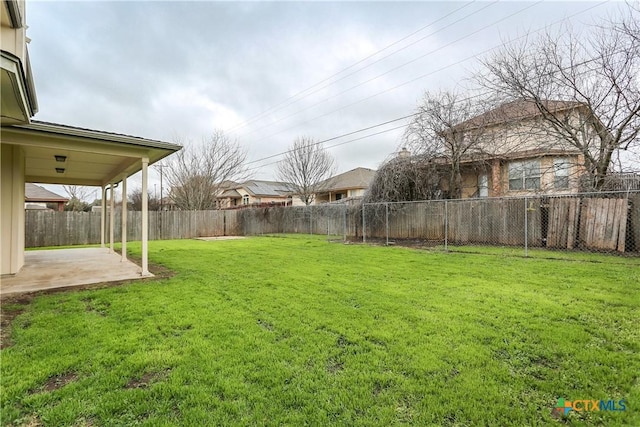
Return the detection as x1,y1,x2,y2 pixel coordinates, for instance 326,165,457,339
553,158,570,189
478,174,488,197
509,160,540,190
242,195,249,205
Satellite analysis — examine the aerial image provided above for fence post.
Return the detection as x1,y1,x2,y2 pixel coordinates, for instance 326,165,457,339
327,209,330,238
444,200,448,251
384,203,389,246
524,197,528,257
343,204,347,242
362,204,366,243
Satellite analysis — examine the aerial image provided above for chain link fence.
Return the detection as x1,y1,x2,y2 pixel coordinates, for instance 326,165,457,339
363,191,640,257
237,204,360,242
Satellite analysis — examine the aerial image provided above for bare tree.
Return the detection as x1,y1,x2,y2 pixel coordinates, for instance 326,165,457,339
277,136,336,205
364,150,442,203
403,90,492,199
615,3,639,43
129,188,160,211
478,7,640,189
63,185,93,211
165,131,247,210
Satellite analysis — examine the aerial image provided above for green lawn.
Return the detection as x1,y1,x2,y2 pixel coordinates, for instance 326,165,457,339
1,236,638,426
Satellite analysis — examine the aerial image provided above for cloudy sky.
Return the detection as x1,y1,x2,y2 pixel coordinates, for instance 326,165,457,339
26,1,625,195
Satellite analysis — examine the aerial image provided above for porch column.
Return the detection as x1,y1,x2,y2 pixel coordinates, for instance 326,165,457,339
121,175,127,262
141,157,150,276
109,184,115,253
100,185,106,248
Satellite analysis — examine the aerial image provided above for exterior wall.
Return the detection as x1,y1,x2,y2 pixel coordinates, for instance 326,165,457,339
348,188,365,198
456,154,584,199
1,1,27,63
460,173,481,198
316,187,366,204
451,107,597,199
499,155,583,197
1,143,25,275
471,111,594,156
232,188,294,206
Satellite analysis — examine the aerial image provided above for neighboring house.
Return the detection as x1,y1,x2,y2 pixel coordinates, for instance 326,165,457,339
218,180,300,208
437,99,597,198
315,167,376,204
1,0,181,276
24,183,68,211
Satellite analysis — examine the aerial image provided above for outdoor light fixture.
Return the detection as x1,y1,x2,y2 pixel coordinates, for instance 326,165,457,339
55,168,65,174
54,155,67,162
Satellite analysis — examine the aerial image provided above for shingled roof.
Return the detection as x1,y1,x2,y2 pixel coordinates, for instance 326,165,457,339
25,183,68,202
321,167,376,192
452,99,584,131
241,180,293,197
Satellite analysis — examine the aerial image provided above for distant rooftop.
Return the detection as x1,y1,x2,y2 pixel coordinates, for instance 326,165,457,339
321,167,376,192
452,99,584,131
234,180,293,197
25,183,68,202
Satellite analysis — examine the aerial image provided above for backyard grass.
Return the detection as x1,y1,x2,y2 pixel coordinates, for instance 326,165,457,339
1,235,638,426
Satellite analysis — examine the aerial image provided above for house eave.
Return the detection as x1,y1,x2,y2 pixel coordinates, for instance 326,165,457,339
4,0,23,28
1,50,37,124
2,122,182,186
18,121,181,152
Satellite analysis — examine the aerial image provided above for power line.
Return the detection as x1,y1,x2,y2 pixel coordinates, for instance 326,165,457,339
235,1,543,140
246,123,409,174
227,1,488,134
244,37,623,176
239,1,607,146
245,114,416,166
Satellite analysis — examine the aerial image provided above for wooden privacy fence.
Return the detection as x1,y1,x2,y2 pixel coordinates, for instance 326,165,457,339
25,193,639,253
25,210,240,247
363,193,639,253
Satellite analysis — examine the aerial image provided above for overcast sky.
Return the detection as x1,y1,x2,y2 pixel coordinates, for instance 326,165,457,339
26,1,626,197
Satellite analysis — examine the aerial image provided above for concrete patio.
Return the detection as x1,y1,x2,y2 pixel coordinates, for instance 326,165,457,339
0,248,151,296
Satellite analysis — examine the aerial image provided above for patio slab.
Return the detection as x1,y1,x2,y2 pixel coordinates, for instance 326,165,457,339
0,248,151,296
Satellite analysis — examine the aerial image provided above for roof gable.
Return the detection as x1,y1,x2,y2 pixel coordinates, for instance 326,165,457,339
321,167,376,191
25,183,68,202
452,99,584,131
240,180,293,197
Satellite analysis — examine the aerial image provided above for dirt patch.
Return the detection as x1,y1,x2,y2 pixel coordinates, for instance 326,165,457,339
257,319,274,331
26,372,79,395
346,237,442,249
43,372,79,392
0,295,34,350
81,296,111,316
17,415,42,427
326,357,344,374
125,369,170,389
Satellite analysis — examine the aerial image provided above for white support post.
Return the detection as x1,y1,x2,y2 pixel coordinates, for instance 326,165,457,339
121,176,127,262
109,184,115,253
141,157,150,276
100,185,106,248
